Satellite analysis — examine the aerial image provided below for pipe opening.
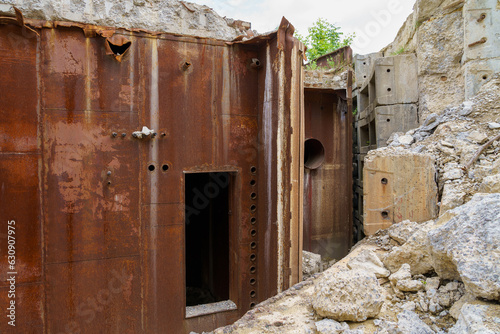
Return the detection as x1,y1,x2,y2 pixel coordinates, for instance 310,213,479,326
304,138,325,169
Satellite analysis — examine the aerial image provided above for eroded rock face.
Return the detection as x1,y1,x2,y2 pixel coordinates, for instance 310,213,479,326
0,0,252,40
312,270,384,322
429,193,500,300
448,301,500,334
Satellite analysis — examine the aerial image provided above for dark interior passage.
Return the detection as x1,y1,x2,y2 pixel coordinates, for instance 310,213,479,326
185,172,230,307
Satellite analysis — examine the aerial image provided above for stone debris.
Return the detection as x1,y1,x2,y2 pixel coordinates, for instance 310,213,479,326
312,269,384,322
346,249,390,278
428,193,500,300
302,250,322,280
448,301,500,334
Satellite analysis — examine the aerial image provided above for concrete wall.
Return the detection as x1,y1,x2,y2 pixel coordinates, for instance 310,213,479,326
0,0,251,40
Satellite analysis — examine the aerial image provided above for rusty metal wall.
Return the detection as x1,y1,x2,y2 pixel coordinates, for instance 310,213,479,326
303,67,353,260
0,14,302,334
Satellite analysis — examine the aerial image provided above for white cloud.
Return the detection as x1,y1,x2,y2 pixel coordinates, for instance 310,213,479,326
188,0,415,54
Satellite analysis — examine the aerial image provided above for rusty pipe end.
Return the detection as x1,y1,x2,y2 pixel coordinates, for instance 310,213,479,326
250,58,262,69
182,61,192,71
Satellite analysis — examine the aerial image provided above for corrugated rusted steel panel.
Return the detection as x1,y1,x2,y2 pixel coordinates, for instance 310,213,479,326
0,13,303,333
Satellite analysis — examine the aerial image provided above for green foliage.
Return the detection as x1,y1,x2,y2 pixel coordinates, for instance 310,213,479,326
391,46,406,56
326,57,337,69
305,61,318,71
297,18,354,61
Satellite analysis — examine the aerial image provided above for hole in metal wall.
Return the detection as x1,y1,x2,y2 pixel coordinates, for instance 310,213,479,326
381,178,388,184
185,172,231,307
250,278,256,285
250,166,257,174
148,164,156,172
250,217,256,224
250,229,257,237
250,291,256,298
250,205,257,212
304,138,325,169
381,211,389,219
250,192,257,200
250,266,256,274
250,179,256,186
162,164,170,172
250,254,256,261
250,302,256,308
251,242,257,249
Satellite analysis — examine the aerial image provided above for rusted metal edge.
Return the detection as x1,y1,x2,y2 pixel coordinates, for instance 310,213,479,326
0,6,39,36
0,6,277,47
227,16,295,47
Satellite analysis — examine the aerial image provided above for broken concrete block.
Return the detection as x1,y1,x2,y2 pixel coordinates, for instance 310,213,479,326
363,148,438,235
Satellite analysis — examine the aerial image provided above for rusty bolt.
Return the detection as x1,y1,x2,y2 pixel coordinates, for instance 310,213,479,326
121,133,126,137
477,13,486,22
132,133,138,138
112,132,118,137
107,171,112,176
107,181,112,185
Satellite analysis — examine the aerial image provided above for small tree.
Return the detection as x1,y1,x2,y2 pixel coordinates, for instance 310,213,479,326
297,18,354,61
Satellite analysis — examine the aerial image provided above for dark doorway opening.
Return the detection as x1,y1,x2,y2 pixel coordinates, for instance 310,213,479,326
185,172,230,307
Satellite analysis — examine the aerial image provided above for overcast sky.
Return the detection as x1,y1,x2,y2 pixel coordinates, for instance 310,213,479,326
188,0,415,55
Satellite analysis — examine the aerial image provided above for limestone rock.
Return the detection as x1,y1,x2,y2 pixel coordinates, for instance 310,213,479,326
467,131,488,144
429,193,500,300
448,301,500,334
397,278,424,292
346,249,390,278
439,183,466,215
450,293,476,320
302,251,322,280
1,0,252,41
390,264,424,292
388,220,420,244
424,277,440,292
389,263,412,283
397,310,435,334
315,319,349,334
312,270,384,322
383,221,435,275
488,122,500,129
479,174,500,193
